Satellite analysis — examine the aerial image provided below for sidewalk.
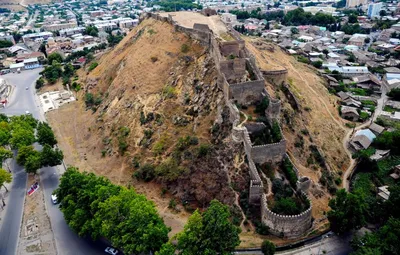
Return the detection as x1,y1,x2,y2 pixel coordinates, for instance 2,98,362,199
0,181,12,223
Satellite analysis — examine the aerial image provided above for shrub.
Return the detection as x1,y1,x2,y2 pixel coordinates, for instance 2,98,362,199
85,93,94,106
311,61,323,68
297,55,309,64
150,56,158,63
261,240,276,255
181,43,190,53
88,62,98,71
254,97,269,114
272,197,301,215
134,163,155,182
155,157,186,181
35,78,44,89
162,86,176,99
282,157,298,187
197,144,212,158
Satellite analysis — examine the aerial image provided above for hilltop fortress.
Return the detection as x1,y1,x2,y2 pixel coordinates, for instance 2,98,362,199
140,12,313,239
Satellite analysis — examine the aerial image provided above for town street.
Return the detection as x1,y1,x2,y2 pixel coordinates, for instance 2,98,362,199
0,69,104,255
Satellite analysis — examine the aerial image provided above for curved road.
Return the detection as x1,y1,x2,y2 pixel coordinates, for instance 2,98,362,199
0,69,105,255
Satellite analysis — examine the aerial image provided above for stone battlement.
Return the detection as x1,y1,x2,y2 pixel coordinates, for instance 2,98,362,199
261,193,312,239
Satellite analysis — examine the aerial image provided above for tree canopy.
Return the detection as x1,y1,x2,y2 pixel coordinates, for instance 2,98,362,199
55,168,169,254
0,168,12,191
327,189,367,234
47,52,63,65
261,240,276,255
176,200,241,255
37,122,57,147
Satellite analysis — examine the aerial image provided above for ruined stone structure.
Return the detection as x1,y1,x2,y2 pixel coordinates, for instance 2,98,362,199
262,69,288,86
261,194,312,238
140,12,312,239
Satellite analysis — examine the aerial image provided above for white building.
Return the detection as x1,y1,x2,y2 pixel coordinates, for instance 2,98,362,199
59,27,86,37
367,2,383,18
22,32,53,43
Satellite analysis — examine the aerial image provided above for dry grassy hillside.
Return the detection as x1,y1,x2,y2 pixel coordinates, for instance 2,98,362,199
48,18,248,236
245,38,350,220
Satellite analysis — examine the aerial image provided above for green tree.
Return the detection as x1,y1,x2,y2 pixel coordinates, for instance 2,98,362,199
16,145,35,166
47,52,63,65
155,242,176,255
55,168,121,237
37,122,57,147
177,200,241,254
55,168,169,254
35,77,45,89
384,185,400,220
10,128,35,149
387,88,400,101
290,27,299,34
94,188,170,254
312,61,323,68
0,147,13,163
261,240,276,255
0,168,12,192
0,40,13,48
24,151,42,174
40,144,63,167
85,25,99,37
327,189,367,234
0,121,11,146
348,14,358,23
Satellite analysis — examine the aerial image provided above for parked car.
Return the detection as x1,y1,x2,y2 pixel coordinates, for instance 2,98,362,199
51,194,57,204
105,247,119,255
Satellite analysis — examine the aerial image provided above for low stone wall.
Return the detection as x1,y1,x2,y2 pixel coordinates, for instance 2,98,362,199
261,194,312,239
243,130,287,164
262,69,288,86
229,80,265,105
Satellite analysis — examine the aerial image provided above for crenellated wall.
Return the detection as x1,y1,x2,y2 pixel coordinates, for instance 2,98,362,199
261,194,312,238
262,69,288,86
140,12,312,239
229,80,265,105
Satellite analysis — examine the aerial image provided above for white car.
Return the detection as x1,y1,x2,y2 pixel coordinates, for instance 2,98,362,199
51,194,57,204
25,87,29,90
105,247,119,255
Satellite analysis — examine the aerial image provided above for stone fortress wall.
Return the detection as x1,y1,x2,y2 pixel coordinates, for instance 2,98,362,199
140,12,312,239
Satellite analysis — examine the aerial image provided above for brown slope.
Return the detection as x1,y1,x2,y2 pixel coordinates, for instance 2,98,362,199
47,18,243,235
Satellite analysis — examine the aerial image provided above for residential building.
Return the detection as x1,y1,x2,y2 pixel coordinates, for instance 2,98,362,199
350,129,376,151
42,22,78,32
22,32,53,43
59,27,85,37
346,0,367,8
367,2,383,18
341,106,359,121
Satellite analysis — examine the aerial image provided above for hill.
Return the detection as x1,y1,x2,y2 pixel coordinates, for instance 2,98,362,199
47,18,246,235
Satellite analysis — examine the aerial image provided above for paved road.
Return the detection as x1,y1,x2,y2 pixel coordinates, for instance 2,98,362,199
0,154,27,255
0,69,105,255
0,69,42,255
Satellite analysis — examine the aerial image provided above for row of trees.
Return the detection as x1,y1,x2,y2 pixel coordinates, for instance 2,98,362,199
328,186,400,254
0,114,63,174
55,168,247,254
